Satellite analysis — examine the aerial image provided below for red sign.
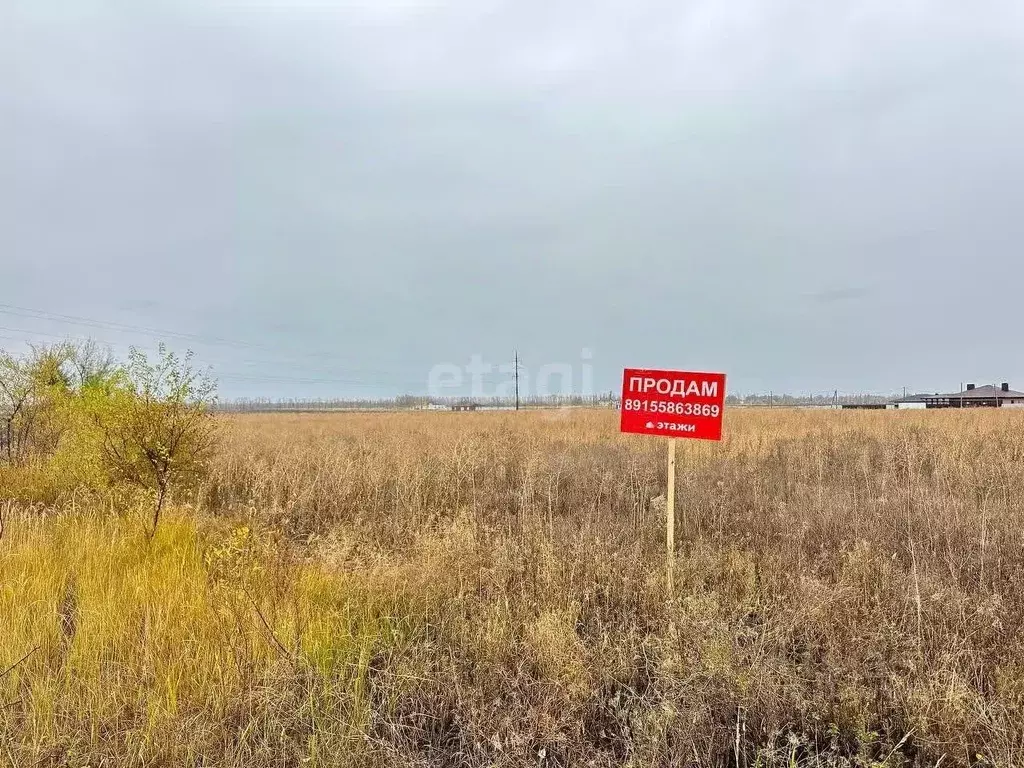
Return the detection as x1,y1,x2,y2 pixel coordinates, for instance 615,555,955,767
620,368,726,441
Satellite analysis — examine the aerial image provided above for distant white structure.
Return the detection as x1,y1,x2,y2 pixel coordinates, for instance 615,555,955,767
885,393,930,410
851,383,1024,410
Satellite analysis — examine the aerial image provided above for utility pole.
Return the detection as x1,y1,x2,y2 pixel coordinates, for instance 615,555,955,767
514,350,520,411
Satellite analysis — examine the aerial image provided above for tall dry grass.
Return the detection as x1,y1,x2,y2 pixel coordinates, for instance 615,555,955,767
2,408,1024,766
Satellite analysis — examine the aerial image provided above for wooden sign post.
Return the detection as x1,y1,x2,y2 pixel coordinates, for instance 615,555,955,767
666,438,676,593
619,368,726,595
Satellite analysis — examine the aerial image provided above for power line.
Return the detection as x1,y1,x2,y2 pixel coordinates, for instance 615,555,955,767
514,349,519,411
213,371,429,388
0,317,524,379
0,314,437,382
0,302,420,375
0,325,427,388
0,303,257,350
0,305,536,394
0,323,522,392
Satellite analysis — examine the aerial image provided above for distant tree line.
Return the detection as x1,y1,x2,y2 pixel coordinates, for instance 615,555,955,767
727,392,895,407
216,390,894,412
215,392,622,412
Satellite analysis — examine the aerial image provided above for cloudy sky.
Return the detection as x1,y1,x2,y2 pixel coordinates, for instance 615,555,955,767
3,0,1024,398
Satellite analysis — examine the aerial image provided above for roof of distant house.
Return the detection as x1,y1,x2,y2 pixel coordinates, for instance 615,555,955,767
892,393,933,403
936,384,1024,399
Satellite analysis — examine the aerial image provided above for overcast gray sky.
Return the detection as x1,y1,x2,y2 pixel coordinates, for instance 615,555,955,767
3,0,1024,398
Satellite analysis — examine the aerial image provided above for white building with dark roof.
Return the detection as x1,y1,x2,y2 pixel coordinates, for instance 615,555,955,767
923,383,1024,408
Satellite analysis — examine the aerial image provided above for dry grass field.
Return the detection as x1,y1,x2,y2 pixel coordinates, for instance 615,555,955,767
2,408,1024,766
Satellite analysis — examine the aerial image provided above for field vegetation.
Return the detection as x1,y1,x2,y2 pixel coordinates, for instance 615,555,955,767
2,351,1023,766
